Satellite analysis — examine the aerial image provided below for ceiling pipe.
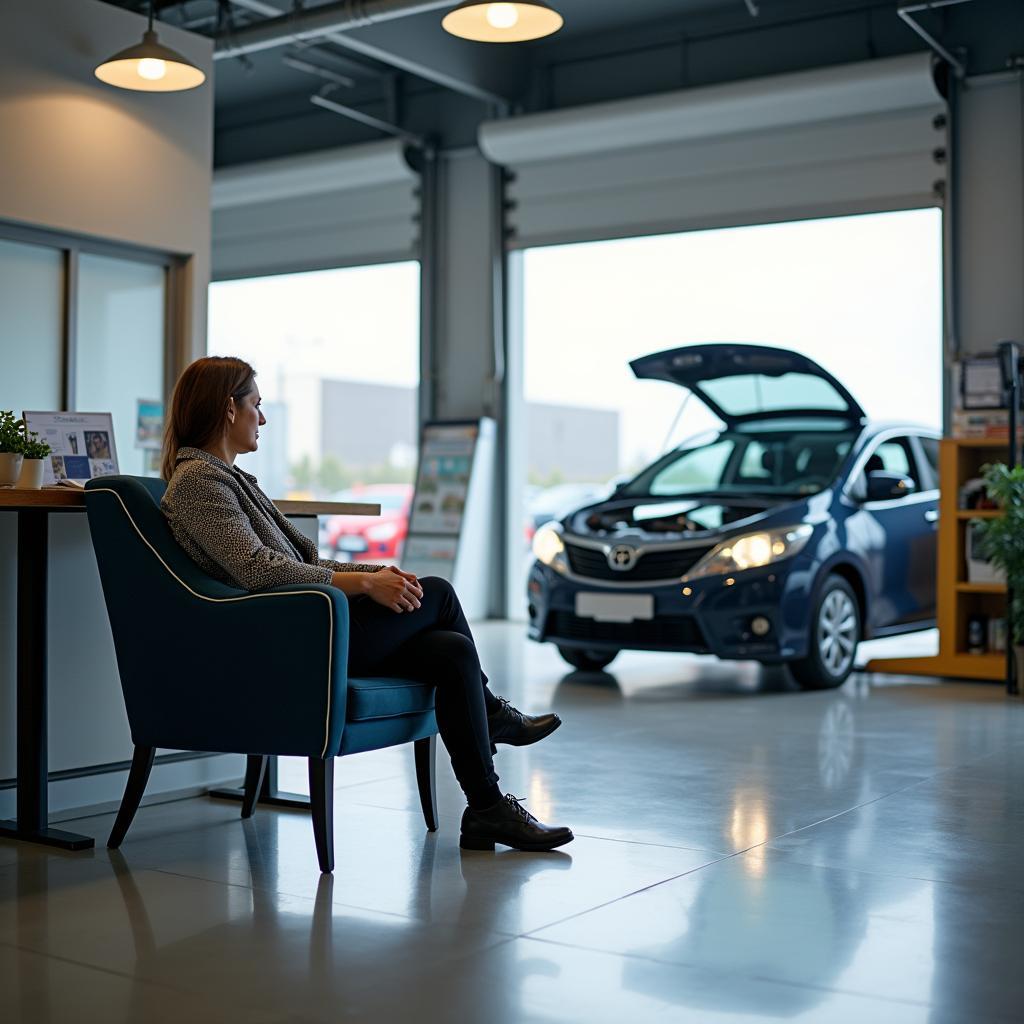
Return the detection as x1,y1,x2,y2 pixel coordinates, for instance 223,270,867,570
215,0,456,61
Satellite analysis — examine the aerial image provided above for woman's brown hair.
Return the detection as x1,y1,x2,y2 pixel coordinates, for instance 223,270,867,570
162,356,256,479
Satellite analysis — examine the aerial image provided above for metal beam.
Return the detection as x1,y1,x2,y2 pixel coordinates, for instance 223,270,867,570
283,54,357,89
298,17,523,106
215,0,455,60
309,91,426,146
897,0,972,79
229,0,387,77
222,0,521,105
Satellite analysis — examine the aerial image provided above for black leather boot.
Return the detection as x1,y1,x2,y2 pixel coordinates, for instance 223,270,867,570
487,697,561,752
460,794,574,852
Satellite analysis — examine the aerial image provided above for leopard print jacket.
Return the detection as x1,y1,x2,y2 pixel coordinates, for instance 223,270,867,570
161,446,383,592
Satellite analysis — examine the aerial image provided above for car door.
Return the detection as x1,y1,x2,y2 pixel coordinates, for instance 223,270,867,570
850,434,938,629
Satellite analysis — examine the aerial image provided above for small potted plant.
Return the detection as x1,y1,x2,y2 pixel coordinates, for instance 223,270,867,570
0,410,25,487
974,462,1024,682
16,426,52,490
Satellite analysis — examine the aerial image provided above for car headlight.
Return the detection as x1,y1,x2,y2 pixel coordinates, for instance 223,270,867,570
532,522,568,573
683,524,813,582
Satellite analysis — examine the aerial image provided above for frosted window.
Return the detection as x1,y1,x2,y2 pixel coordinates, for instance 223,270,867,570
76,254,166,476
0,238,63,414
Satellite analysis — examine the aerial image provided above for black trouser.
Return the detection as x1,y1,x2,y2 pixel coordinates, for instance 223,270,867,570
346,576,500,803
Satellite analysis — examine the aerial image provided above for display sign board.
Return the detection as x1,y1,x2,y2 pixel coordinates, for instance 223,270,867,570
23,411,120,486
403,419,496,619
408,422,478,537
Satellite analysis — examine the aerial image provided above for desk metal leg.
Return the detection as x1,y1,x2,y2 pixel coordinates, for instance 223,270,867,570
0,510,94,851
208,756,311,810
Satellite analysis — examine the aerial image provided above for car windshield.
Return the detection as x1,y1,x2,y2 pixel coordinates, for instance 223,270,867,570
622,427,858,498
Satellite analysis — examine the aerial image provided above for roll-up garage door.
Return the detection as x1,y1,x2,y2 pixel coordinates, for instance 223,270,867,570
478,54,945,249
212,140,419,279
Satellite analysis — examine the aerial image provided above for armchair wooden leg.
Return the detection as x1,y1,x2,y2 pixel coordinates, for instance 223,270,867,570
241,755,268,819
308,757,335,873
414,735,438,833
108,745,156,849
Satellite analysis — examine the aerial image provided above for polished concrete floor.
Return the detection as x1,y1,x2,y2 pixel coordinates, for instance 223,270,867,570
3,625,1023,1023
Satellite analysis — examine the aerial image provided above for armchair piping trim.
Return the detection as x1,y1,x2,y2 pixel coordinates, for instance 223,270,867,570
87,487,338,758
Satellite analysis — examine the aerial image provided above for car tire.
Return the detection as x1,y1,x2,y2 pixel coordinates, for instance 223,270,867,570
789,575,861,691
557,646,619,672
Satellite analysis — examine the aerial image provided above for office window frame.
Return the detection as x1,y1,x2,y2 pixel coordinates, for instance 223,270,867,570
0,219,187,409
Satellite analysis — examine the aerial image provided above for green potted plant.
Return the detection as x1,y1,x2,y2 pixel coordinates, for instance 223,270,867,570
974,462,1024,681
0,410,25,487
16,426,52,490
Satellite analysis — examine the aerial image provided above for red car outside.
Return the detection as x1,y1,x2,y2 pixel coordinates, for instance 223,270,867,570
323,484,414,563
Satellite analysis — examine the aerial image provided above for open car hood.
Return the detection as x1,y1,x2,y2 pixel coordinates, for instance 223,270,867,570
629,343,866,425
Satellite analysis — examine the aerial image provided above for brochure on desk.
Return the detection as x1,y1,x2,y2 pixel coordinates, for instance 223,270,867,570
403,419,495,620
23,411,120,486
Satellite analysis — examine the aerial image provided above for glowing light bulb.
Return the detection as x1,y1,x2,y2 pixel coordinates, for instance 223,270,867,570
486,3,520,29
137,58,167,81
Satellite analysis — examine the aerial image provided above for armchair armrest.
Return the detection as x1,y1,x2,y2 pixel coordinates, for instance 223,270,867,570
124,583,351,759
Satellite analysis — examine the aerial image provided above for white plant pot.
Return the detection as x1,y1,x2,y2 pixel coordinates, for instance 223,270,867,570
16,457,45,490
0,452,23,487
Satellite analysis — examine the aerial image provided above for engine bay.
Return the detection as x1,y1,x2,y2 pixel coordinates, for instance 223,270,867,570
570,497,776,540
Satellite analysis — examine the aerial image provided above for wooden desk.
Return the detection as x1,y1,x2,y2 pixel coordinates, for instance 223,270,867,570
0,487,379,851
0,488,381,517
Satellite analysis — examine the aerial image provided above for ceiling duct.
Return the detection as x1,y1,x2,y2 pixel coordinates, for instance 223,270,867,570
215,0,456,61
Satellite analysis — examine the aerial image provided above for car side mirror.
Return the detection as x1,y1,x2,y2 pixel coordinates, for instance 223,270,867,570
865,470,916,502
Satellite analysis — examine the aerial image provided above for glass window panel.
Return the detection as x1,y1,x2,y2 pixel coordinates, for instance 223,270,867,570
75,254,166,476
208,262,421,537
514,208,942,617
699,373,849,416
919,436,940,481
869,438,919,487
0,238,63,414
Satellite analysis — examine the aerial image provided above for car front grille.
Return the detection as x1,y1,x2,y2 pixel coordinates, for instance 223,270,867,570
564,542,713,582
546,610,708,650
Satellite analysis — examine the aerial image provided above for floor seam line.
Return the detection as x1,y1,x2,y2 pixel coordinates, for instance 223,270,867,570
520,847,748,938
518,934,939,1010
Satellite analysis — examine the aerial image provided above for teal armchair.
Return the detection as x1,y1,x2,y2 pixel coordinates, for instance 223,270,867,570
84,476,439,872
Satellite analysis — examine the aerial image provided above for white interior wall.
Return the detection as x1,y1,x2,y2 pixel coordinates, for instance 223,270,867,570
955,73,1024,354
0,0,213,356
0,0,228,820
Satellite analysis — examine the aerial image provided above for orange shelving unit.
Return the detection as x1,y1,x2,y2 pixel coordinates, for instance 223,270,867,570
866,437,1008,682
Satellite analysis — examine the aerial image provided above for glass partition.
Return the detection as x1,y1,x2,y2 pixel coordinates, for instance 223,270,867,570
75,253,166,476
0,238,64,414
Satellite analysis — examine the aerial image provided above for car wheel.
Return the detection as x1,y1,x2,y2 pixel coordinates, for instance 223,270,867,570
557,646,619,672
789,575,861,691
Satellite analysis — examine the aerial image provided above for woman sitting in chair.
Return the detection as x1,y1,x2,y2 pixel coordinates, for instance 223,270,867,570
161,356,573,852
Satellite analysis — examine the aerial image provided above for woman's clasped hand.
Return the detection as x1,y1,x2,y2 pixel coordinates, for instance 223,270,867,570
365,565,424,613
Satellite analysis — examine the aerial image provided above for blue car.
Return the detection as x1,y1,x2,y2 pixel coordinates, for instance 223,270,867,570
527,344,940,689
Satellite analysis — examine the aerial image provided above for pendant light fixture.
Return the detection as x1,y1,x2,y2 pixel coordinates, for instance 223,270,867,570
94,1,205,93
442,1,563,43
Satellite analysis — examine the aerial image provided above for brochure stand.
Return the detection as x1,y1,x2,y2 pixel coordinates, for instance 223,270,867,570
403,418,496,621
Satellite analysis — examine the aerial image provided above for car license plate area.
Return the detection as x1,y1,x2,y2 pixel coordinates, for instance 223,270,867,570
575,593,654,623
337,537,368,553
